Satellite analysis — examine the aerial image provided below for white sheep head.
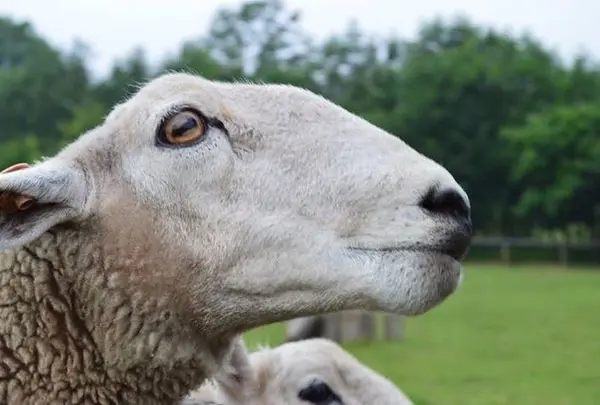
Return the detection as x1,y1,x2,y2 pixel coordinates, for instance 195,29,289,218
0,72,471,400
186,337,414,405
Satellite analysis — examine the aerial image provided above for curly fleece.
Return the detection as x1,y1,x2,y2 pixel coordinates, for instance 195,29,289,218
0,229,228,405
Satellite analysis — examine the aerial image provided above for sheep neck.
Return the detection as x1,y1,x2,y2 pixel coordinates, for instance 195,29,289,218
0,228,220,405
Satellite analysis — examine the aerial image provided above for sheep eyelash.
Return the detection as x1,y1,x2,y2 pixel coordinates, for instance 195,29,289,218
154,106,229,149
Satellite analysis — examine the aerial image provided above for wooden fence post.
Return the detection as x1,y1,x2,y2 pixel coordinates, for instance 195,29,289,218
500,241,511,265
384,314,404,340
339,310,375,341
323,313,343,342
285,311,406,344
558,242,568,268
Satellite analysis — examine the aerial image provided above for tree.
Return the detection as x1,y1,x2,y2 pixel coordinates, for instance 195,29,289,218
0,17,90,151
203,0,314,77
381,18,572,234
91,47,151,107
160,42,228,80
503,102,600,238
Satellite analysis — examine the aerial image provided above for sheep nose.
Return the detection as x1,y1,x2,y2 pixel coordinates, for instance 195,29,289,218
420,187,471,223
420,186,473,260
298,379,343,405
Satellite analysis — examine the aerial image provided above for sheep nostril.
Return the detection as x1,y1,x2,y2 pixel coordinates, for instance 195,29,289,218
420,186,473,260
420,187,471,224
298,379,343,404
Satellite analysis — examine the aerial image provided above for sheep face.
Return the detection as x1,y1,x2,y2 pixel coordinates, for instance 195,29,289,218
191,338,414,405
0,72,471,337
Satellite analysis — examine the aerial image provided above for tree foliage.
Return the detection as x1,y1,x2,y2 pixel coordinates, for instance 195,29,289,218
503,102,600,234
1,1,599,239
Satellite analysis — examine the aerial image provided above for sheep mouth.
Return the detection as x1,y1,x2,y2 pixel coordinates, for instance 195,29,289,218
345,244,463,316
347,245,465,261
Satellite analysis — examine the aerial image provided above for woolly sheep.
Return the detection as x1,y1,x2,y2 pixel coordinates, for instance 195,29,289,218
184,337,414,405
0,72,472,404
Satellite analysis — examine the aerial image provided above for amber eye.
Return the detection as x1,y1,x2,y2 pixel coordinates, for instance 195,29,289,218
159,110,206,146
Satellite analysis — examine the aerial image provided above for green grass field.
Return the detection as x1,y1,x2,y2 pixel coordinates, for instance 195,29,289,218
242,264,600,405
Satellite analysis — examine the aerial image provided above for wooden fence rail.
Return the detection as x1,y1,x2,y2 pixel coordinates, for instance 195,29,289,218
468,236,600,267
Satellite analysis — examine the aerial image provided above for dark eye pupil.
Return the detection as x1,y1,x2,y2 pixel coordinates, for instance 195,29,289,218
172,117,197,137
298,380,339,404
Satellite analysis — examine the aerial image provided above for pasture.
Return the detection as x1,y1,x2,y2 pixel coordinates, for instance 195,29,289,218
243,264,600,405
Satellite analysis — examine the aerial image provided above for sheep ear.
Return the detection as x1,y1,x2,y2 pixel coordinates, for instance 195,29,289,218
0,161,89,250
215,337,254,400
225,337,252,382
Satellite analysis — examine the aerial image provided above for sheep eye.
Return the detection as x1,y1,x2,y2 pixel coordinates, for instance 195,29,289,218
158,110,206,147
298,379,342,404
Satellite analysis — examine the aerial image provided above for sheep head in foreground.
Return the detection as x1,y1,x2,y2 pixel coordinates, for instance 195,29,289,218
0,72,472,404
185,338,414,405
